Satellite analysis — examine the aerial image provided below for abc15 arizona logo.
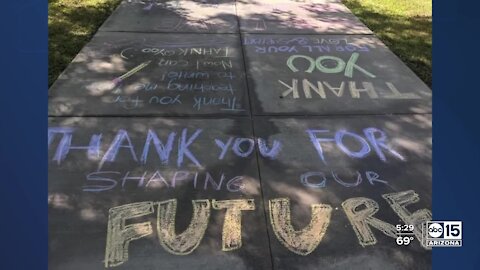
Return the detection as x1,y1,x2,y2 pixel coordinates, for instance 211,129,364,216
423,221,462,247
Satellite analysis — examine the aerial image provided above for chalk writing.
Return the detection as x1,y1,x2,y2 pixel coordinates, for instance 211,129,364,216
306,128,405,164
168,81,234,94
244,37,308,46
112,96,144,109
158,58,189,67
101,190,429,267
214,137,282,159
92,41,242,114
382,190,432,249
256,138,282,159
232,138,255,157
148,95,182,105
197,59,233,70
343,190,431,247
254,45,370,54
300,170,388,189
121,47,230,59
163,71,210,80
110,96,184,109
342,197,397,246
212,199,255,251
279,79,420,99
256,46,299,54
269,198,332,255
104,199,254,267
156,199,210,255
177,128,202,167
142,129,175,164
49,126,406,166
244,37,355,46
84,170,390,192
83,170,246,192
286,53,375,78
49,127,203,168
49,128,102,163
104,202,155,267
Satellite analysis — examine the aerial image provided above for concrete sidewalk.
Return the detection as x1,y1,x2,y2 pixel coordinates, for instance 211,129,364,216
48,1,432,269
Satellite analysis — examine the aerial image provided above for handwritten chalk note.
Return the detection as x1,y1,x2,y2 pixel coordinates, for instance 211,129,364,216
243,34,432,115
48,114,432,269
49,32,249,116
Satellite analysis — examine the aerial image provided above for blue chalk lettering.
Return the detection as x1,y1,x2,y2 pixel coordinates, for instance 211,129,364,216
50,128,73,162
301,172,327,188
334,130,370,158
306,129,335,164
141,130,176,165
177,128,202,167
204,172,225,191
121,171,147,188
52,130,102,164
255,46,266,53
331,171,362,187
365,171,388,185
257,138,282,159
226,176,245,192
319,45,331,52
232,138,255,158
215,137,234,160
48,127,74,148
83,171,120,192
192,171,199,189
363,128,405,162
99,129,138,170
145,170,170,188
149,95,182,105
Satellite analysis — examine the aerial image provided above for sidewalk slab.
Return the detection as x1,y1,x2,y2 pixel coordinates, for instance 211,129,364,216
237,0,372,34
49,117,272,270
49,32,249,116
100,0,238,33
253,115,432,270
243,34,431,115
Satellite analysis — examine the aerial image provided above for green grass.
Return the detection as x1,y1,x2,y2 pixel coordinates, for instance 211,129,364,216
343,0,432,86
49,0,121,86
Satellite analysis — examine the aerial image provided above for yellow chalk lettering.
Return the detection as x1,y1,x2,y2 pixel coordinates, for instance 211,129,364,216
342,197,397,246
382,190,432,249
269,198,332,255
105,202,154,268
156,199,210,255
383,82,421,99
279,79,299,98
323,81,345,97
349,81,378,99
212,199,255,251
302,79,326,99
